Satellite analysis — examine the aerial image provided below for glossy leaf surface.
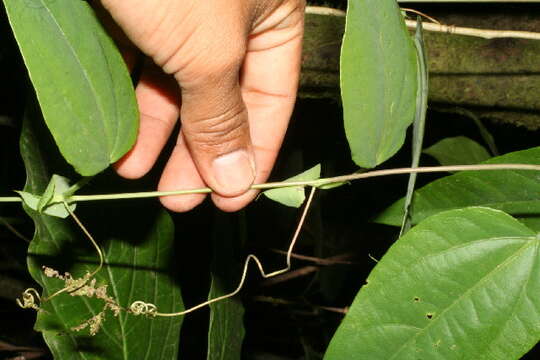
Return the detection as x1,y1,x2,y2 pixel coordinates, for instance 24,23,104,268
326,207,540,359
4,0,138,176
376,147,540,226
340,0,417,168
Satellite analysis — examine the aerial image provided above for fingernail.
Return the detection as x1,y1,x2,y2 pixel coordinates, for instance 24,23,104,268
212,149,256,196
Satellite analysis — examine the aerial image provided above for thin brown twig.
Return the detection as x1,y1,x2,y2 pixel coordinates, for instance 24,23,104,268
317,305,349,315
0,217,30,243
0,340,46,358
261,265,319,287
271,249,357,265
401,7,441,25
252,295,348,315
261,253,354,287
405,20,540,40
305,6,540,41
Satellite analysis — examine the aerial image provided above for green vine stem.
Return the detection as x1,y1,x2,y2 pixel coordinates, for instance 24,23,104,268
132,163,539,317
1,164,539,204
9,163,540,322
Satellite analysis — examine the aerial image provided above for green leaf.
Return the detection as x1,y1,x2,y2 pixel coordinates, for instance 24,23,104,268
340,0,417,168
424,136,491,167
521,217,540,232
325,207,540,360
16,175,75,218
207,212,245,360
36,178,56,213
264,164,321,208
4,0,138,176
376,146,540,226
468,111,499,156
445,108,499,156
20,97,182,359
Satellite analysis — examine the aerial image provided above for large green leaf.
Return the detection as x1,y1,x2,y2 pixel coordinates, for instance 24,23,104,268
423,136,491,167
340,0,417,168
20,98,182,359
5,0,138,176
207,212,245,360
325,207,540,359
376,147,540,226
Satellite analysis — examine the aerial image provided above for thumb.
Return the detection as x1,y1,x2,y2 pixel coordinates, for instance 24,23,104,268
177,56,256,198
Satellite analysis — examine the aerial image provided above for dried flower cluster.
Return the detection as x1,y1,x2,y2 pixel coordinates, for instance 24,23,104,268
42,266,122,336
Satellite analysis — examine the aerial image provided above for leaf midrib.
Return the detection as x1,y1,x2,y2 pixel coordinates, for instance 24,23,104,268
387,235,538,359
106,238,129,360
39,1,110,156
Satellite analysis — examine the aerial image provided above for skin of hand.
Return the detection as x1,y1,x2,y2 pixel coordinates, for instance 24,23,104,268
97,0,305,212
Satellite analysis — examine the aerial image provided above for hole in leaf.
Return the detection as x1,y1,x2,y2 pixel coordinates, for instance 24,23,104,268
413,296,420,302
426,313,434,320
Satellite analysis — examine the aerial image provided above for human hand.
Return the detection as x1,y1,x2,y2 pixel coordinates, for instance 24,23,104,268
97,0,305,212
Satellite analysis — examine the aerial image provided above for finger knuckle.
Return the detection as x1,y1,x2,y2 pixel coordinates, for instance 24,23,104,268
185,105,248,151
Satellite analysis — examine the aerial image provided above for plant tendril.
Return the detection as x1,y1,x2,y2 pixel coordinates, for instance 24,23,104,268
130,186,317,317
62,201,104,278
129,301,158,317
16,288,41,310
41,201,104,301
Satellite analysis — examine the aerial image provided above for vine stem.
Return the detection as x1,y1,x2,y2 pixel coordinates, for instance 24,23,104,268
0,164,539,203
305,6,540,41
16,163,540,318
0,197,23,203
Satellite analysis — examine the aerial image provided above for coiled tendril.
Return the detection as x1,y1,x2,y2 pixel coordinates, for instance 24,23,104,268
129,301,157,317
16,288,41,311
